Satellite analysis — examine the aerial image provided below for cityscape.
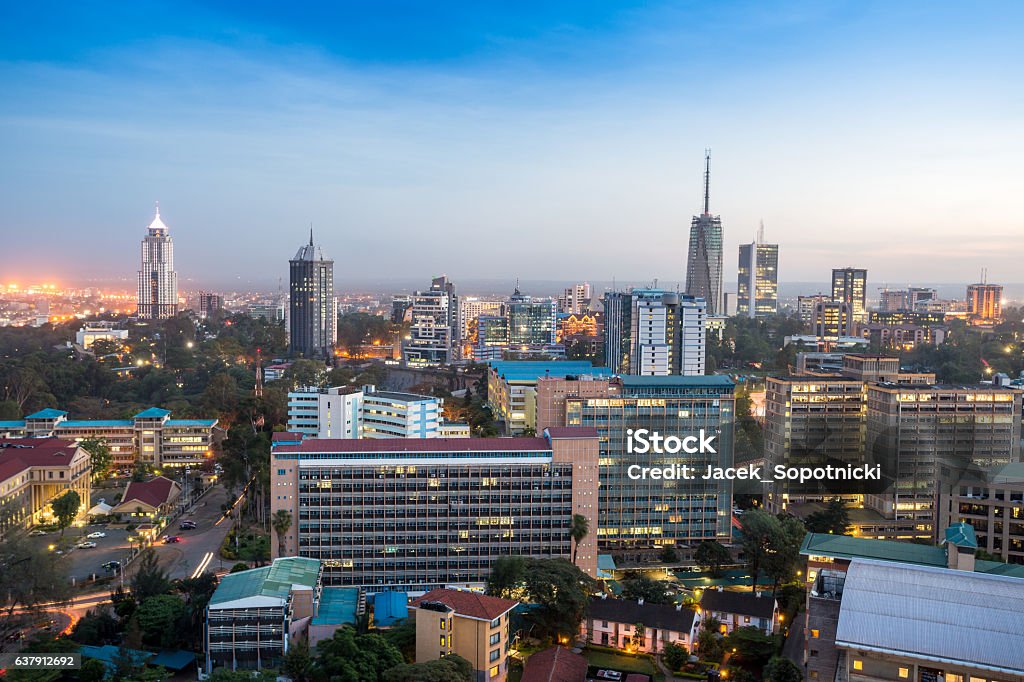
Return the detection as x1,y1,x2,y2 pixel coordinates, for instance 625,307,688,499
2,3,1024,682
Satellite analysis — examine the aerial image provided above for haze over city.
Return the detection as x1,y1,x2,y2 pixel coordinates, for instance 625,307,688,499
2,1,1023,288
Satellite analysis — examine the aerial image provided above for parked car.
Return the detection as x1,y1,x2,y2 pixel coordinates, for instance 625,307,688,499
179,520,197,530
77,541,97,549
163,536,181,544
28,530,47,537
102,560,121,572
86,531,106,539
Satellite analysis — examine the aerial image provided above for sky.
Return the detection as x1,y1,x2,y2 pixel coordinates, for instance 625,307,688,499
1,1,1022,291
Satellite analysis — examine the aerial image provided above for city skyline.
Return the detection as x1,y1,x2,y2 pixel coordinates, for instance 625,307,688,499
2,2,1024,286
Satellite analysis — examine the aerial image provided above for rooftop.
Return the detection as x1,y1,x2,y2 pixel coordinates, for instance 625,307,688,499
620,374,734,388
0,438,83,482
372,591,409,627
117,476,181,509
410,589,518,621
210,557,321,607
489,360,611,382
274,436,552,455
521,646,588,682
26,408,68,420
699,588,776,620
134,407,171,419
835,559,1024,675
943,522,978,549
365,390,437,402
586,596,697,633
312,587,361,626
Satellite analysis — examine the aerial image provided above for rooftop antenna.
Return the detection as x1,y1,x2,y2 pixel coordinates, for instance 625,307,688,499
309,223,314,247
757,219,765,244
154,200,160,217
982,267,987,284
703,148,711,216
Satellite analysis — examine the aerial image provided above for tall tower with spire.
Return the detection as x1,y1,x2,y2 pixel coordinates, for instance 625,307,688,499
289,228,337,358
137,203,179,320
685,151,724,315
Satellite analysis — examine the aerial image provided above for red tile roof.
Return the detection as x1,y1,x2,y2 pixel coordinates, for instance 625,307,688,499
275,437,551,454
120,476,181,508
0,438,81,482
544,427,599,439
410,589,518,621
522,646,588,682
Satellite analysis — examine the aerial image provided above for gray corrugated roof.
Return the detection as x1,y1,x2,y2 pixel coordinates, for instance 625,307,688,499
835,559,1024,674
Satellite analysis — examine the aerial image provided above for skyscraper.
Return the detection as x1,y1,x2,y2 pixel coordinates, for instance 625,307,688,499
966,282,1003,325
603,289,706,376
737,224,779,318
685,151,724,315
831,267,868,322
136,204,179,320
289,230,336,358
403,276,458,366
506,287,557,346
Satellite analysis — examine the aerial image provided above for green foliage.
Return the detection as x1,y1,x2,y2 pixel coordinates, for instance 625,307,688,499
79,437,113,479
570,513,590,566
314,627,405,682
383,654,474,682
286,359,328,388
230,561,251,573
663,642,690,670
764,656,803,682
136,594,188,648
804,498,851,535
486,555,528,598
522,558,596,640
740,509,806,591
130,548,171,602
659,546,681,564
697,626,725,663
51,489,81,536
273,508,293,555
71,608,121,645
381,618,417,663
725,626,777,666
0,535,71,621
78,659,108,682
202,371,240,417
694,540,732,577
208,669,280,682
283,639,314,682
620,574,674,605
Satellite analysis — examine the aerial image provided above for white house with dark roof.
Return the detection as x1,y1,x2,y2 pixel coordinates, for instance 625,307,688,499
582,595,700,654
698,587,779,636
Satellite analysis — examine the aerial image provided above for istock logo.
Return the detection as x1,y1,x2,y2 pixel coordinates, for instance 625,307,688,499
626,428,717,455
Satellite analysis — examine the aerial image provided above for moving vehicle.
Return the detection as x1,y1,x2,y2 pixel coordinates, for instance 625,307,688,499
77,541,97,549
163,535,181,544
86,531,106,539
179,520,197,530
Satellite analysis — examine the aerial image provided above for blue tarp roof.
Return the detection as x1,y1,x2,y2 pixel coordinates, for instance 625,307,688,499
313,587,360,626
150,649,196,670
373,591,409,627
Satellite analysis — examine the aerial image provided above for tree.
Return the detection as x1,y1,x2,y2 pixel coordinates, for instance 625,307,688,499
486,555,527,599
136,594,188,648
383,655,473,682
659,546,680,564
287,359,327,389
631,622,646,650
726,626,776,667
621,574,673,605
230,561,250,573
272,508,293,556
0,536,70,628
315,627,405,682
522,558,595,640
79,659,108,682
739,509,778,590
381,618,417,663
51,489,80,536
763,515,807,598
70,608,121,645
694,540,732,577
203,372,240,416
79,436,113,480
663,642,689,670
131,548,170,602
696,627,724,663
804,498,851,535
764,656,804,682
569,513,589,566
283,639,313,682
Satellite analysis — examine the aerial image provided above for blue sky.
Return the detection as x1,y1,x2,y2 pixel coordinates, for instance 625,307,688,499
1,1,1022,290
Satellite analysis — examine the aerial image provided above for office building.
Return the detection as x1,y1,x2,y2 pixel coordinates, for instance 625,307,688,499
800,529,1024,682
831,268,867,322
938,462,1024,564
197,292,224,319
287,386,363,439
685,151,724,315
506,288,557,346
286,385,447,440
737,226,779,318
866,383,1022,540
458,297,504,342
75,321,129,350
270,428,600,590
362,388,443,439
410,589,518,682
878,287,936,313
487,361,612,435
557,375,736,556
966,282,1003,325
603,289,706,376
0,407,218,469
812,300,854,341
558,282,592,315
205,557,323,673
0,438,91,535
247,302,286,323
136,204,179,320
797,294,829,326
289,231,336,358
403,276,459,366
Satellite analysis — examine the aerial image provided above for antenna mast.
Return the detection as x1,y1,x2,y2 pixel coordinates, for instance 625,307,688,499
703,148,711,215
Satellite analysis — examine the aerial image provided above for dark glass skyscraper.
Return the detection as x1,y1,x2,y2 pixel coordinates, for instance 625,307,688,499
289,230,336,358
685,151,724,315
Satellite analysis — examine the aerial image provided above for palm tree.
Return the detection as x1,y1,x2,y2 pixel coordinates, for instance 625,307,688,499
570,513,589,566
272,509,293,557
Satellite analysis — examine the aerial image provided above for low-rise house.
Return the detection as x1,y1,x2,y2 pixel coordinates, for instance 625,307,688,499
410,588,518,682
581,595,699,654
697,587,778,636
111,476,181,521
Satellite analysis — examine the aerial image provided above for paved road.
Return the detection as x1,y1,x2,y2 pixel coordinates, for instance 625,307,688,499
146,485,235,579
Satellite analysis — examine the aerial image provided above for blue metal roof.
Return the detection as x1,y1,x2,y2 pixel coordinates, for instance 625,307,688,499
26,408,68,419
944,522,978,549
373,590,409,627
58,420,134,428
134,407,171,419
165,419,217,427
488,360,611,382
0,420,26,428
312,587,360,626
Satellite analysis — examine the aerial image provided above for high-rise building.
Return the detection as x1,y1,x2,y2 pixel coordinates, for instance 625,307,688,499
270,428,600,590
136,204,179,320
558,282,592,315
685,151,724,315
458,296,504,341
286,385,447,440
506,288,557,346
561,375,736,556
403,276,458,366
831,268,868,322
197,292,223,319
289,230,336,358
737,225,779,319
797,294,829,326
603,289,706,376
966,282,1003,325
812,300,854,341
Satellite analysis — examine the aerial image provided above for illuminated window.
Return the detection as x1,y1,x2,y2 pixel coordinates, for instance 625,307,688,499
490,666,499,678
898,669,909,679
811,629,819,638
853,660,863,671
439,635,446,647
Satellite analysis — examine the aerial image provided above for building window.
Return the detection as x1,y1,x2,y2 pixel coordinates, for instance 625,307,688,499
853,660,863,671
490,632,501,646
439,619,446,630
898,669,909,679
439,635,446,647
811,629,819,638
490,649,500,662
490,666,499,678
743,616,750,624
490,617,501,628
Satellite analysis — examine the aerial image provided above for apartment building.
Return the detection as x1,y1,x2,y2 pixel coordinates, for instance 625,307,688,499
205,557,323,673
487,360,612,435
0,407,219,468
270,428,599,591
0,438,91,535
410,589,518,682
937,462,1024,564
287,386,362,438
698,588,778,636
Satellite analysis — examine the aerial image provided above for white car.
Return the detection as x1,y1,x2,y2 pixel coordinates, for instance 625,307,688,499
87,531,106,539
77,541,97,549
